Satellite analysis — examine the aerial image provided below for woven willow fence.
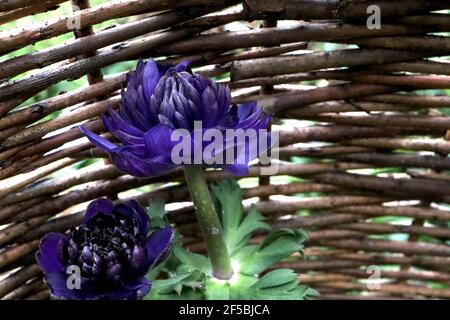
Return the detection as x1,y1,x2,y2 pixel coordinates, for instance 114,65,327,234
1,0,450,300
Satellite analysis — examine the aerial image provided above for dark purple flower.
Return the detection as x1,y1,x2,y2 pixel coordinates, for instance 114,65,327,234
36,198,173,300
80,59,271,177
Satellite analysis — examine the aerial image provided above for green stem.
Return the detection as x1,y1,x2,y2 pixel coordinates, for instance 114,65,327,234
184,165,233,280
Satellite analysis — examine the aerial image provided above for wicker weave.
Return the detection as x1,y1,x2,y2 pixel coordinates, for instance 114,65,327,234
1,0,450,300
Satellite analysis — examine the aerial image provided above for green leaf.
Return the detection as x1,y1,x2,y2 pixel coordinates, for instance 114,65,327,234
251,269,298,289
210,179,269,254
237,229,308,275
173,245,212,275
147,198,167,228
205,279,230,300
252,285,319,300
247,269,318,300
230,205,270,252
227,269,317,300
151,272,194,294
146,289,204,300
145,268,205,300
211,179,243,240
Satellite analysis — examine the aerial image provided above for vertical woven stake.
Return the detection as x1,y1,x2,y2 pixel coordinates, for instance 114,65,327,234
257,19,277,201
71,0,104,85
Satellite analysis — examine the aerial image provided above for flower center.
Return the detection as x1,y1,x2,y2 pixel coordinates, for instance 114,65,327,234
67,213,144,285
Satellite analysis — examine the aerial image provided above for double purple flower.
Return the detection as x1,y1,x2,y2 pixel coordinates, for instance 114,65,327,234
80,59,271,177
36,198,173,300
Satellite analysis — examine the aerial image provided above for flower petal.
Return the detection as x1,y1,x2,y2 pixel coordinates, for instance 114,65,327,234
224,163,249,176
201,86,219,128
46,272,107,300
36,233,68,274
174,60,191,73
106,108,144,136
79,126,119,152
83,198,114,223
143,59,163,101
45,272,151,300
113,200,149,236
144,226,174,269
111,150,175,177
143,124,176,158
107,277,151,300
127,199,150,235
237,102,262,129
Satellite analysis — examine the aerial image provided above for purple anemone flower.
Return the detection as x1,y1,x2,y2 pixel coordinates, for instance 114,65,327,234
80,59,271,177
36,198,173,300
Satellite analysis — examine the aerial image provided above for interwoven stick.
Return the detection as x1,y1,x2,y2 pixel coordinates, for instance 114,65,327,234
1,162,373,223
24,289,50,300
335,205,450,222
0,0,40,12
2,278,45,300
315,281,450,299
0,0,236,53
154,23,444,56
231,49,439,80
0,7,236,80
343,137,450,155
0,125,393,179
335,269,450,283
316,239,450,257
9,182,351,245
243,0,450,21
0,74,124,131
0,240,39,270
346,35,450,52
0,263,41,298
337,222,450,240
313,172,450,198
0,0,65,25
0,197,48,223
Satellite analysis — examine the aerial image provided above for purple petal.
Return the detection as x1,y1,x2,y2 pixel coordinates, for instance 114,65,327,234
143,124,176,158
79,126,118,152
253,114,271,131
224,163,249,176
111,150,175,177
36,233,68,275
125,277,152,299
109,277,151,300
119,90,138,126
45,272,90,300
216,83,231,117
83,198,114,223
157,114,175,127
110,151,148,177
142,59,163,101
107,108,144,136
144,226,174,269
129,245,147,276
237,102,262,129
238,101,257,119
174,60,191,73
127,199,150,235
53,275,151,300
174,110,190,130
113,200,149,236
136,85,156,125
201,86,219,127
45,273,148,300
119,144,149,157
102,114,145,145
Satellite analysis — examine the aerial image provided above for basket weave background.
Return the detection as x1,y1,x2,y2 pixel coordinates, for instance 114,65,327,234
1,0,450,300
